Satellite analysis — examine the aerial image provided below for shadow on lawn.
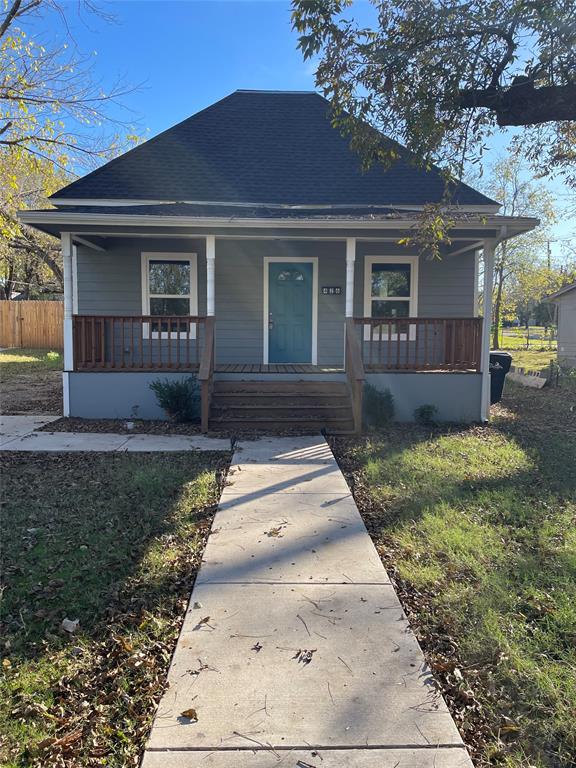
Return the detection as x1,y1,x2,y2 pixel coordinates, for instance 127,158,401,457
333,382,575,530
330,384,576,766
1,451,229,664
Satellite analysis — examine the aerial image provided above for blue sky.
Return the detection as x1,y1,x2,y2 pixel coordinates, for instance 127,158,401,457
34,0,572,259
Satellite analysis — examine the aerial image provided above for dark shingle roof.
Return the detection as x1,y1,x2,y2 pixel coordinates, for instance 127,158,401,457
53,90,496,207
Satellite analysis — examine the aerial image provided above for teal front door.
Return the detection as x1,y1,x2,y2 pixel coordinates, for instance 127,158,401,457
268,261,313,363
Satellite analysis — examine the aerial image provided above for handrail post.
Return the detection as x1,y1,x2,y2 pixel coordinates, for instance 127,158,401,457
345,317,365,434
199,316,215,433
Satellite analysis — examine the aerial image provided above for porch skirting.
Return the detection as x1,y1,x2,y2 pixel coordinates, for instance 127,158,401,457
67,371,193,420
67,370,482,423
366,371,482,422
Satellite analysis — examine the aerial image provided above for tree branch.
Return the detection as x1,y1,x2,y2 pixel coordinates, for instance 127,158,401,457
456,82,576,125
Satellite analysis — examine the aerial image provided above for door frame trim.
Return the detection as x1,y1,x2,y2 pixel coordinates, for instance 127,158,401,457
263,256,318,365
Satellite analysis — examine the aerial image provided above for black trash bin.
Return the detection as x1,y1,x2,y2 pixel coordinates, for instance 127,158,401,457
489,351,513,404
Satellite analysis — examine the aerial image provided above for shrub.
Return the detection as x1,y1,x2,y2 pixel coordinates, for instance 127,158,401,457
414,404,438,426
363,384,394,428
149,376,200,423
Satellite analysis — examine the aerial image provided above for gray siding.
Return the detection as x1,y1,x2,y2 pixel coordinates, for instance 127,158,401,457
76,237,207,315
215,241,262,364
556,290,576,366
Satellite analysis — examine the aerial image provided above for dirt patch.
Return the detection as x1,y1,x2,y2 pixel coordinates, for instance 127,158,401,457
0,370,62,414
39,417,324,438
39,416,203,435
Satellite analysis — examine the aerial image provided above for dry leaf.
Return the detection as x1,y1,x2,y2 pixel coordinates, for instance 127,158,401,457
180,708,198,722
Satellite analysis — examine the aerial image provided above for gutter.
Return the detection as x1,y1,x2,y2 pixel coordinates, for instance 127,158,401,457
17,210,540,232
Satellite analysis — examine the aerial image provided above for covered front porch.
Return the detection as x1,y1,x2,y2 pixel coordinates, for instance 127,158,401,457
17,211,535,431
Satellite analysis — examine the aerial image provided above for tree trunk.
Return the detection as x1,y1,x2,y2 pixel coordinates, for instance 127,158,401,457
492,265,504,350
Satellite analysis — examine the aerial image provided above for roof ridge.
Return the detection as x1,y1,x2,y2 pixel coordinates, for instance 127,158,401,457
234,89,319,95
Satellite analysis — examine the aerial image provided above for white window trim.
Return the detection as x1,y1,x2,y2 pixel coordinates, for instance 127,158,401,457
263,256,318,365
363,255,419,341
141,252,198,339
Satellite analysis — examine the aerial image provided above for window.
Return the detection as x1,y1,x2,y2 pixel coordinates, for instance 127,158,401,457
364,256,418,340
277,268,305,282
141,252,198,338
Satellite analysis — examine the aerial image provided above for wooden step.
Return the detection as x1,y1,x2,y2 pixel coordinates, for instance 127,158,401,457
211,406,352,420
213,381,348,394
210,379,354,433
209,417,355,432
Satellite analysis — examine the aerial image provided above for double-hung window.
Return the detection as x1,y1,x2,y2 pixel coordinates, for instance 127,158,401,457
363,255,418,340
141,252,198,338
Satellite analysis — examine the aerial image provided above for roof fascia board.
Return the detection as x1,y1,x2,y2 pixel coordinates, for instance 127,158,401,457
546,283,576,301
19,210,537,232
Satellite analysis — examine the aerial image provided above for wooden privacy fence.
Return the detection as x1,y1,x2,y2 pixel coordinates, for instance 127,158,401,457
0,301,63,349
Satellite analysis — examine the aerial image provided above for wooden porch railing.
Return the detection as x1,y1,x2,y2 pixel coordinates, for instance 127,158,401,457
73,314,216,431
198,316,215,433
354,317,482,372
73,315,207,371
345,317,366,434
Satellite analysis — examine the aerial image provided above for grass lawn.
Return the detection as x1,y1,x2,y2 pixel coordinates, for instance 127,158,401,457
499,326,556,352
331,383,575,768
505,349,557,374
0,348,63,376
0,450,229,767
0,348,63,414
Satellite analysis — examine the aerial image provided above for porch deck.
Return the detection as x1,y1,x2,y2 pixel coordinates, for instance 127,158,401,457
215,363,344,374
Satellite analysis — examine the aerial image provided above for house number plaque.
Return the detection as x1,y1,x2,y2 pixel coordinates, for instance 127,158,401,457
321,286,342,295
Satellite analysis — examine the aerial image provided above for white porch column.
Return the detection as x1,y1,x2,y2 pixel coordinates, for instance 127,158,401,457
61,232,73,416
62,232,74,370
345,237,356,317
206,235,216,316
480,240,496,421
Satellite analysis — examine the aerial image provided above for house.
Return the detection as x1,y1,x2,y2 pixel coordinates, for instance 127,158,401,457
547,282,576,367
20,90,538,431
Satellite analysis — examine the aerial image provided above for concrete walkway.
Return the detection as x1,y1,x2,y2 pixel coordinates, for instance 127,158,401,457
142,436,473,767
0,415,231,452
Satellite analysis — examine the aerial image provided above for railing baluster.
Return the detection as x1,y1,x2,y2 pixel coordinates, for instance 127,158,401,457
369,322,374,368
119,317,124,368
110,318,115,369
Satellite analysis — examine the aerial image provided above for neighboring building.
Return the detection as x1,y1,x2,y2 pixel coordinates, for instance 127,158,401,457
547,282,576,368
20,90,538,431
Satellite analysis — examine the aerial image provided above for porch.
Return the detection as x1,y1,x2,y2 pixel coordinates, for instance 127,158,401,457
70,313,483,432
38,223,519,430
